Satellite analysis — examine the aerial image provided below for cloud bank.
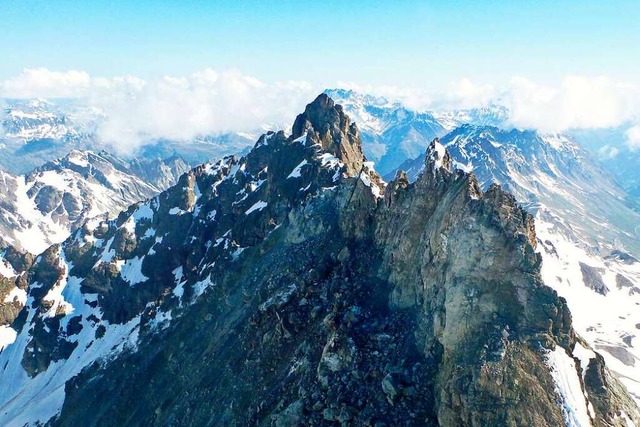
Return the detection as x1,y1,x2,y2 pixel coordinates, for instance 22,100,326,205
2,68,640,154
504,76,640,132
339,76,640,133
0,68,316,154
335,78,496,112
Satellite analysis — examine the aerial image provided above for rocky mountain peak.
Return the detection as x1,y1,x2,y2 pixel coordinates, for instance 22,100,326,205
424,138,452,173
292,93,365,175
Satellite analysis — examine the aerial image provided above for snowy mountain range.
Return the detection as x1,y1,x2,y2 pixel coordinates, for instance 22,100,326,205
0,94,637,426
0,150,189,254
0,91,639,426
324,88,509,175
326,89,640,208
0,99,256,175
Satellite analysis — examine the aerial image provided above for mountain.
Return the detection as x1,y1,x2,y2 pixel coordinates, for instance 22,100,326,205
0,94,637,426
0,99,257,175
390,125,640,401
0,150,190,254
324,88,509,175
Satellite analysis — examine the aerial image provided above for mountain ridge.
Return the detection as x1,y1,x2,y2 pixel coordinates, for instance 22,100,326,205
0,94,637,426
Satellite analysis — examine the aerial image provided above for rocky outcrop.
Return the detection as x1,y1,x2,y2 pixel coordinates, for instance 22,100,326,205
387,124,640,405
292,93,365,176
0,95,637,426
0,245,33,329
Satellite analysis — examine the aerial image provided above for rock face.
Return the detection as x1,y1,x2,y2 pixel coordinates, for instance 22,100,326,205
0,245,33,345
0,95,638,426
388,125,640,402
292,93,365,175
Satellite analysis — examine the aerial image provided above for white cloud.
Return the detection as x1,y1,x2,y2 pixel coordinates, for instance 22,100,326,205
439,78,496,110
504,76,640,132
339,76,640,133
625,125,640,151
2,69,640,154
1,68,94,98
0,68,317,154
335,78,496,111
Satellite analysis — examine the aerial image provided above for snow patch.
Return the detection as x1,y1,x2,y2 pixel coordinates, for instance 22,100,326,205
192,275,213,300
120,256,149,286
3,287,27,305
287,160,309,179
0,326,17,351
573,342,596,380
430,140,447,170
545,346,593,427
245,200,268,215
292,132,307,145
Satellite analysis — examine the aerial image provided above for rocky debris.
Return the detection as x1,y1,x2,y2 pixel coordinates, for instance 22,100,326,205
0,94,638,427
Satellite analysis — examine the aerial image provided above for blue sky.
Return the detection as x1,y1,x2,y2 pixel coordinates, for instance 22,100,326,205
2,0,639,88
2,0,639,141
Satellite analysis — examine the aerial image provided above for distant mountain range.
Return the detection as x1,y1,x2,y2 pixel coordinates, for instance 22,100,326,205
5,92,637,203
324,88,509,175
0,150,189,254
0,98,257,175
324,89,640,208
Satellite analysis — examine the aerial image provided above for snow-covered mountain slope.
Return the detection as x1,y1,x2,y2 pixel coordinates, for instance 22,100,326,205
0,99,101,174
0,150,189,254
391,125,640,401
0,94,637,426
1,99,95,141
324,88,508,175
